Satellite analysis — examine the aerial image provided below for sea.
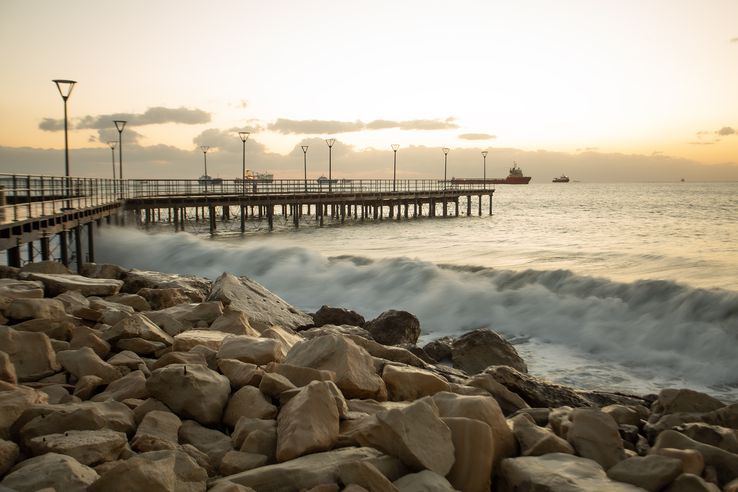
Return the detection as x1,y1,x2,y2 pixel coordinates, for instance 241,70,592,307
94,182,738,401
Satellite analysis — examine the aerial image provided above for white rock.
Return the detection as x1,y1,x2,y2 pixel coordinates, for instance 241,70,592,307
0,278,44,299
173,329,232,352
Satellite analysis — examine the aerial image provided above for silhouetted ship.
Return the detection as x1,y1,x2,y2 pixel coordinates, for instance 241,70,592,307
552,174,570,183
452,162,531,186
198,175,223,185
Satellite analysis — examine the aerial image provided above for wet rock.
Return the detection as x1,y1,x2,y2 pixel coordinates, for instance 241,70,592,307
0,278,44,299
5,297,67,321
364,310,420,346
179,419,233,467
432,391,517,468
147,364,231,426
0,327,61,382
58,346,121,383
285,334,385,400
510,413,575,456
223,386,278,427
482,365,594,408
498,453,645,492
0,438,19,476
314,305,366,328
27,428,128,466
652,429,738,484
606,454,683,491
382,364,450,401
0,452,99,491
277,381,340,462
422,337,453,363
210,447,405,492
131,410,182,452
88,449,207,492
217,335,285,366
450,328,527,374
19,272,123,297
206,272,313,332
567,408,626,470
356,397,454,475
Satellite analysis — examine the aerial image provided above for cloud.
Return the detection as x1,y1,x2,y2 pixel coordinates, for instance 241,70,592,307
458,133,496,141
192,127,266,154
731,37,738,43
689,141,716,145
269,117,458,134
716,126,735,136
39,106,211,132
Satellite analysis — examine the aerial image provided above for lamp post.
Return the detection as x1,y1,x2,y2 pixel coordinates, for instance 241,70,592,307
442,148,450,190
391,144,400,192
301,145,309,192
113,120,126,198
481,150,488,189
325,138,335,192
238,132,249,195
107,141,117,179
52,79,76,208
200,145,210,193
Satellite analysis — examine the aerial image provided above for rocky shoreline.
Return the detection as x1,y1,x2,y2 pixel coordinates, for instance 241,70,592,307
0,261,737,491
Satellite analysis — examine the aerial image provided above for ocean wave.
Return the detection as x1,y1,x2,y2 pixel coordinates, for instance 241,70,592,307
95,227,738,391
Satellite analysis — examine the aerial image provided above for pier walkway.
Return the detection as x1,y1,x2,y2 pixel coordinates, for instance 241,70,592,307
0,174,495,270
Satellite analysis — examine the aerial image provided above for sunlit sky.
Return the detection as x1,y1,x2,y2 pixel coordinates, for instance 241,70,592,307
1,0,737,180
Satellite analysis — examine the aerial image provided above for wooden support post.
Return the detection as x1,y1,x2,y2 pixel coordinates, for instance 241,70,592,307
293,203,299,228
467,196,471,216
404,202,409,219
41,236,50,261
59,231,69,266
455,198,460,217
209,206,216,234
75,225,83,273
389,202,394,219
222,206,229,221
478,194,482,216
173,207,179,232
27,242,34,263
240,205,246,232
489,193,493,215
181,208,186,231
443,199,447,217
267,203,274,230
87,222,95,263
7,244,21,268
319,201,324,227
340,203,345,223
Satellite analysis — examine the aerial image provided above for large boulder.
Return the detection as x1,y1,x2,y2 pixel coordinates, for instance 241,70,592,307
103,313,174,346
212,447,405,491
223,386,278,427
567,408,626,470
355,397,455,476
650,389,725,422
217,335,285,366
232,417,278,460
0,438,19,476
5,297,67,321
173,329,232,352
19,272,123,297
206,272,313,332
450,328,527,374
20,260,71,274
652,429,738,484
27,429,128,466
91,369,149,402
364,310,420,346
276,381,340,462
497,453,646,491
382,364,450,401
443,416,494,492
510,413,574,456
606,455,683,491
122,269,211,302
393,470,457,491
0,452,99,491
156,301,224,328
481,365,594,408
210,308,261,336
88,449,208,492
146,364,231,426
313,305,366,328
0,326,61,382
105,293,151,312
285,334,386,400
179,420,233,467
137,287,193,310
466,372,530,415
0,278,44,299
57,346,122,384
131,410,182,452
0,383,49,439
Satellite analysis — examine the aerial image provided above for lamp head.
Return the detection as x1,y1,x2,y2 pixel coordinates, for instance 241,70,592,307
481,150,488,157
442,147,450,155
391,144,400,151
301,145,309,153
114,120,127,132
325,138,336,147
107,141,117,150
238,131,250,142
52,79,76,100
200,145,210,153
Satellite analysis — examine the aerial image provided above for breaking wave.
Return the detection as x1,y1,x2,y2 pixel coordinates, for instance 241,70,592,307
96,227,738,396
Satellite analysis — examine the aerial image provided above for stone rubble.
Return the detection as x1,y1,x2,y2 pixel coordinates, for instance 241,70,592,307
0,263,735,491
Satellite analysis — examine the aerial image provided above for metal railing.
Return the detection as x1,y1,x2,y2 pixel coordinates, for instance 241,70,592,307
0,174,495,224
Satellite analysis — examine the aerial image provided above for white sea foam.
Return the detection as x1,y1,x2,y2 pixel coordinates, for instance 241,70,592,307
96,227,738,399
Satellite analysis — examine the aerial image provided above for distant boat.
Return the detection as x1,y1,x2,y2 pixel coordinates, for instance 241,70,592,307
198,175,223,185
317,176,338,184
450,161,531,185
552,174,570,183
234,169,273,182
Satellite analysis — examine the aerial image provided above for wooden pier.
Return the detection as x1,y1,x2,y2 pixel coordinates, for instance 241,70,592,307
0,175,495,270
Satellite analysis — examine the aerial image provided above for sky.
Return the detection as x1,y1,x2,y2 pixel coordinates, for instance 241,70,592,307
1,0,737,182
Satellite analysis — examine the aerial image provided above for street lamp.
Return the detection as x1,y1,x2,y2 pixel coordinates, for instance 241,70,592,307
238,132,249,195
113,120,126,198
200,145,210,193
301,145,309,192
481,150,488,189
391,144,400,192
52,79,76,208
107,141,117,179
325,138,335,192
442,148,450,190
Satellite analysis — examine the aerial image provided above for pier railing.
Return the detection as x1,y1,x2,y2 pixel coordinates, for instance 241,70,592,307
0,174,495,224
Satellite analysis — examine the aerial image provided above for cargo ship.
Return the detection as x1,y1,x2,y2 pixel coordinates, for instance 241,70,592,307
552,174,570,183
450,161,531,186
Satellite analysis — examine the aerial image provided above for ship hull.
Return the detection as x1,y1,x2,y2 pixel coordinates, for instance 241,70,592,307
450,176,531,185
